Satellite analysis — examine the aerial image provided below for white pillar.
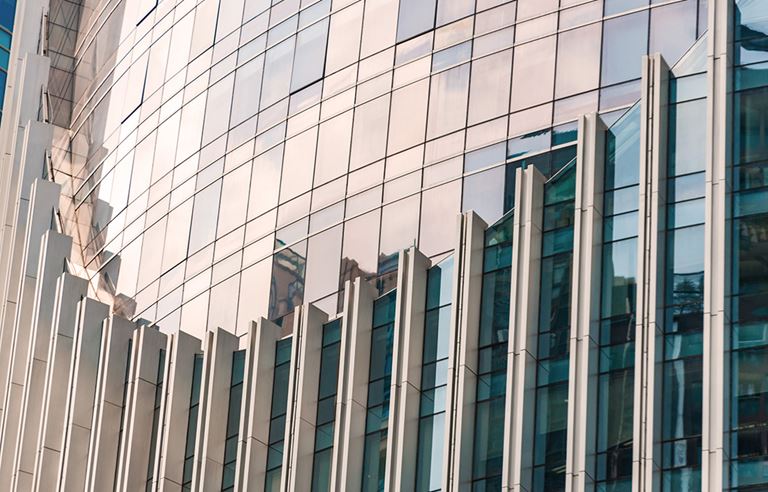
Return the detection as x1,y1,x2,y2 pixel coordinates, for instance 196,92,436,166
0,179,61,483
702,0,732,489
85,315,137,492
633,53,668,492
328,281,356,490
505,166,545,492
389,247,430,488
566,113,606,492
336,277,376,491
57,297,109,492
236,317,288,490
116,325,168,491
156,331,203,492
29,272,87,491
286,304,329,491
194,327,239,491
444,212,486,491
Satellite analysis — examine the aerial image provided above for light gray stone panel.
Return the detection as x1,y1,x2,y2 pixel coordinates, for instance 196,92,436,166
85,316,137,492
156,331,202,492
57,297,109,492
286,305,329,491
29,272,87,492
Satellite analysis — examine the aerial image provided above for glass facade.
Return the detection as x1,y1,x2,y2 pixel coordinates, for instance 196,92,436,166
9,0,768,490
362,289,396,491
730,2,768,490
43,0,705,341
182,353,204,491
311,318,342,492
472,211,513,490
265,337,293,491
415,256,453,491
532,159,576,492
596,103,640,492
222,350,246,492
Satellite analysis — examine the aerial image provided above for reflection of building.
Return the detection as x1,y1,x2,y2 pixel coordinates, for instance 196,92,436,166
0,1,766,491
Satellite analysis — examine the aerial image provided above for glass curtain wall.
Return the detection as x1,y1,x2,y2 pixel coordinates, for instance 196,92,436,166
659,69,707,491
532,160,576,492
361,290,397,491
146,349,167,491
596,104,641,492
415,256,454,491
182,354,204,491
472,211,513,490
730,2,768,489
311,319,342,491
221,350,246,492
265,338,293,491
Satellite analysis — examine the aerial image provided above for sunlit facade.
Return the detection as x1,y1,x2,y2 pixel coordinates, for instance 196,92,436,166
0,0,764,490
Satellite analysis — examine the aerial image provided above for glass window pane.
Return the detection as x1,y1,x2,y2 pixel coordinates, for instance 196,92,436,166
601,11,649,86
427,63,471,139
511,35,556,111
468,50,512,125
397,0,437,41
555,23,602,98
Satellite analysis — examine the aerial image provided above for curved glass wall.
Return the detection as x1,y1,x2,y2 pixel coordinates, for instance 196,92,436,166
41,0,704,337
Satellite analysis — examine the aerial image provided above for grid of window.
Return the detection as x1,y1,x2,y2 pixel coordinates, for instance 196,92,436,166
146,349,167,491
265,337,293,491
414,256,453,492
595,103,640,492
221,350,245,492
310,318,342,492
472,210,513,490
531,160,576,492
729,2,768,489
44,0,705,339
659,68,707,491
182,353,204,491
361,290,397,491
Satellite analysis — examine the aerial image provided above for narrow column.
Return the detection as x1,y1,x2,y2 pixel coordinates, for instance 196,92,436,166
701,0,731,489
85,315,137,492
335,277,376,490
237,316,290,490
633,53,669,492
155,331,203,491
193,327,239,491
285,304,329,491
328,281,356,490
505,166,545,492
29,272,87,491
116,325,168,491
389,247,430,488
566,113,606,492
444,212,486,491
0,179,62,484
1,229,71,489
57,297,109,491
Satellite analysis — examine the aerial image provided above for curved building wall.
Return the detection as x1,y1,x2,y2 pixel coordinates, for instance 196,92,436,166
49,0,705,337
